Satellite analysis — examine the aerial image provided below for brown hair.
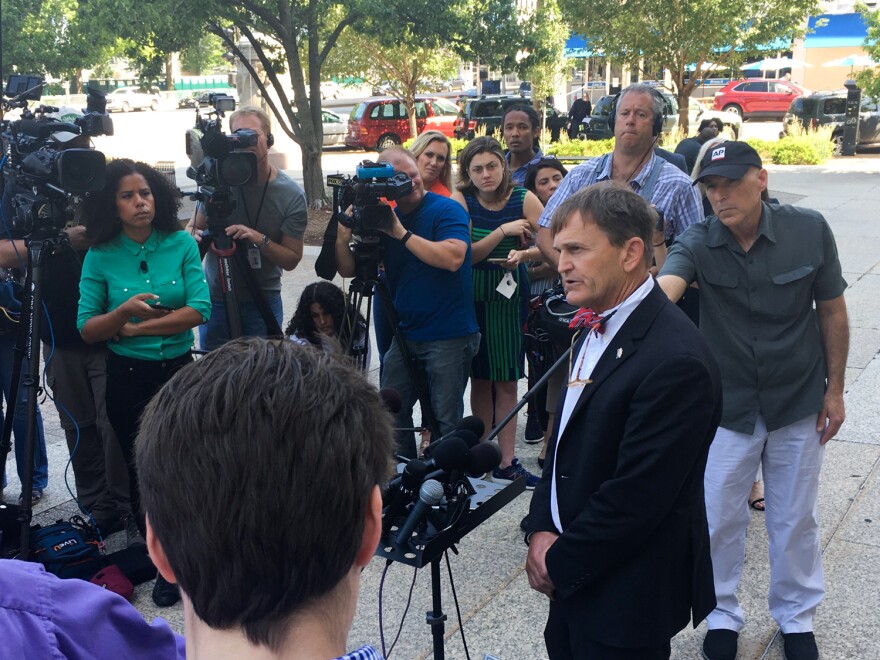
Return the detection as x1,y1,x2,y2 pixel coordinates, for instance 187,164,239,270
550,181,654,268
456,136,513,204
136,338,395,651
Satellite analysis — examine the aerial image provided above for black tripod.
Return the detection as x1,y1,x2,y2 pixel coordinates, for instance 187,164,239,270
193,184,282,343
0,230,65,557
343,235,440,449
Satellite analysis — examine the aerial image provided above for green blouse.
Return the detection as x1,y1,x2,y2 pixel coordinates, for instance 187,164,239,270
77,229,211,361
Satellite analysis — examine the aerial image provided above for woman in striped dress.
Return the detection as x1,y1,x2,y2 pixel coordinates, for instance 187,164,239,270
451,137,543,487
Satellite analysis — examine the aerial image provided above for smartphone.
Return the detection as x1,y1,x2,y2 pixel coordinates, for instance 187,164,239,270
149,303,176,312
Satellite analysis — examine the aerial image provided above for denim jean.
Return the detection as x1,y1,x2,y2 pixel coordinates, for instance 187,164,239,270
199,293,283,351
381,332,480,459
0,330,49,491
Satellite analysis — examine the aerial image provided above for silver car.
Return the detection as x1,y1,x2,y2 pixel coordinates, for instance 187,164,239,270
106,86,160,112
322,109,347,147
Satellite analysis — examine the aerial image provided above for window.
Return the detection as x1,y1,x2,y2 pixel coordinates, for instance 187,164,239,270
415,102,428,119
822,98,846,115
736,82,768,93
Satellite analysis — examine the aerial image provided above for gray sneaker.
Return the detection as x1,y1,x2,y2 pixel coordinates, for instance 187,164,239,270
123,514,146,549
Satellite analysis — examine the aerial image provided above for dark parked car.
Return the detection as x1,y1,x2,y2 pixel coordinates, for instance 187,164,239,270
453,94,567,141
177,91,201,109
712,79,807,120
783,90,880,154
582,92,680,140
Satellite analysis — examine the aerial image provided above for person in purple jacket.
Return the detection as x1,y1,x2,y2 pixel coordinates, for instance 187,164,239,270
1,338,394,660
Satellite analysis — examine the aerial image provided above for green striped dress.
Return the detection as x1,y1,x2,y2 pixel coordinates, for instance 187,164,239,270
467,187,529,382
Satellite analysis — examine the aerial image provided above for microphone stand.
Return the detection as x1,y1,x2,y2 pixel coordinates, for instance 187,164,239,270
484,345,572,443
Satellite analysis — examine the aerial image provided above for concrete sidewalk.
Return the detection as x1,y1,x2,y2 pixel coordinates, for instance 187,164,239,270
12,155,880,659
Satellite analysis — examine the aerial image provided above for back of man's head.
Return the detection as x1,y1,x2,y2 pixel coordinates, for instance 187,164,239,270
136,338,394,650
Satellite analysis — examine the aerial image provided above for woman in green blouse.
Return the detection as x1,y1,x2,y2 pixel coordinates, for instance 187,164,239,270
77,159,210,604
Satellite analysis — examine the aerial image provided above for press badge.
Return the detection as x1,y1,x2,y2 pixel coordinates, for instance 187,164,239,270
247,247,262,269
496,271,517,299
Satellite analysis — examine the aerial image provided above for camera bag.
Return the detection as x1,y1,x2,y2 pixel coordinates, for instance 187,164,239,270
30,520,104,580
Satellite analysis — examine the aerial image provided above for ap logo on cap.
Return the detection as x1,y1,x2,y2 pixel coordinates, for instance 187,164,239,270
711,147,726,161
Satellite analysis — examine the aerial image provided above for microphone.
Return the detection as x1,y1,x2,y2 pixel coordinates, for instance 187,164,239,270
425,416,485,455
395,479,444,548
382,459,428,536
378,387,402,415
140,260,148,273
423,436,470,474
465,442,502,477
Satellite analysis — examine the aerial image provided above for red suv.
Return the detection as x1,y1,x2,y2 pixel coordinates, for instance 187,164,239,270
345,96,460,150
712,79,807,120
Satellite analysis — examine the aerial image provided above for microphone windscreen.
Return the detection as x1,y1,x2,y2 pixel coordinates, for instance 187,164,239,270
455,429,480,449
378,387,402,415
455,415,485,439
429,436,470,472
418,479,445,505
466,442,502,477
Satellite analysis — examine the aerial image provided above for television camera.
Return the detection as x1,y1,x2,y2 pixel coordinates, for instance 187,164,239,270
185,92,257,189
0,77,111,238
326,161,412,237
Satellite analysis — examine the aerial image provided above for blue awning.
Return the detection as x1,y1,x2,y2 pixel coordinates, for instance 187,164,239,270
805,13,869,49
564,35,595,59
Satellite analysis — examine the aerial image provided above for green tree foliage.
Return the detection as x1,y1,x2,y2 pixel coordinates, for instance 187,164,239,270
856,3,880,98
181,35,229,76
517,0,570,148
324,28,459,137
1,0,120,91
561,0,821,132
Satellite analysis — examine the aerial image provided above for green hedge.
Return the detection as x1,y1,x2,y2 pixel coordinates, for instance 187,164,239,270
405,126,834,166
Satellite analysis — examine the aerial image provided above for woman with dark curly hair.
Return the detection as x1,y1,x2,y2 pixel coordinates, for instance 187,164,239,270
285,281,369,368
77,159,210,607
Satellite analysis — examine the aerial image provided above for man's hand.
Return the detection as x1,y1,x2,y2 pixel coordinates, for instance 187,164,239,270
225,224,262,244
817,390,845,444
64,225,90,251
526,531,558,598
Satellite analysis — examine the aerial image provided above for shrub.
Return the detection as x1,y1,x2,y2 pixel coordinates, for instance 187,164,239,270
745,125,833,166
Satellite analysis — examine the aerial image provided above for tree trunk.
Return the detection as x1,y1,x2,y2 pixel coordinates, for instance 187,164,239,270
165,54,175,91
300,139,326,208
72,70,83,94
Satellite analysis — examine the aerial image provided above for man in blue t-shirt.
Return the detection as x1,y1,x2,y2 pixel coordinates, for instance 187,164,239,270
336,147,480,459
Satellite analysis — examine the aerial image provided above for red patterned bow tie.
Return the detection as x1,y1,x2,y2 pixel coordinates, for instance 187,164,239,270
568,308,616,333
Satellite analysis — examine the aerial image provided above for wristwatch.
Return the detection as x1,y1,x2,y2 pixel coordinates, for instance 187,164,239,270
254,234,270,249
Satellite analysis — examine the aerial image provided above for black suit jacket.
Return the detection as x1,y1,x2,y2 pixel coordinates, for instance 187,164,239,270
528,284,722,649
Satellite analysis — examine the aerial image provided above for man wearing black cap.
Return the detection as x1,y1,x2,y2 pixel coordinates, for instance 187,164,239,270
657,141,849,660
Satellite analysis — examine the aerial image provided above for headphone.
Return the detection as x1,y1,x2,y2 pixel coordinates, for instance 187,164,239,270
266,132,275,148
608,87,665,138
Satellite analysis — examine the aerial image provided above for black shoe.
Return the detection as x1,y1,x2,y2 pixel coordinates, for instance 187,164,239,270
537,457,545,470
123,514,146,550
782,632,818,660
152,574,181,607
93,513,125,536
702,629,738,660
520,513,530,532
524,415,543,443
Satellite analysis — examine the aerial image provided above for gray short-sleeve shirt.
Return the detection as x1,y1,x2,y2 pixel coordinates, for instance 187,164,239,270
204,169,307,299
660,203,847,434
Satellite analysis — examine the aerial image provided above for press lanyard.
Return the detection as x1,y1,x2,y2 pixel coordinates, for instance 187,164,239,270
241,174,271,231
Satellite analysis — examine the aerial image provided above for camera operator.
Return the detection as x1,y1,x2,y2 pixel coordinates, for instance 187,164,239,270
186,107,307,350
335,147,480,459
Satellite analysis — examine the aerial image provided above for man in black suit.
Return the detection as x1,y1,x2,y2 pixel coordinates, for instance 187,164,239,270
525,181,723,659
